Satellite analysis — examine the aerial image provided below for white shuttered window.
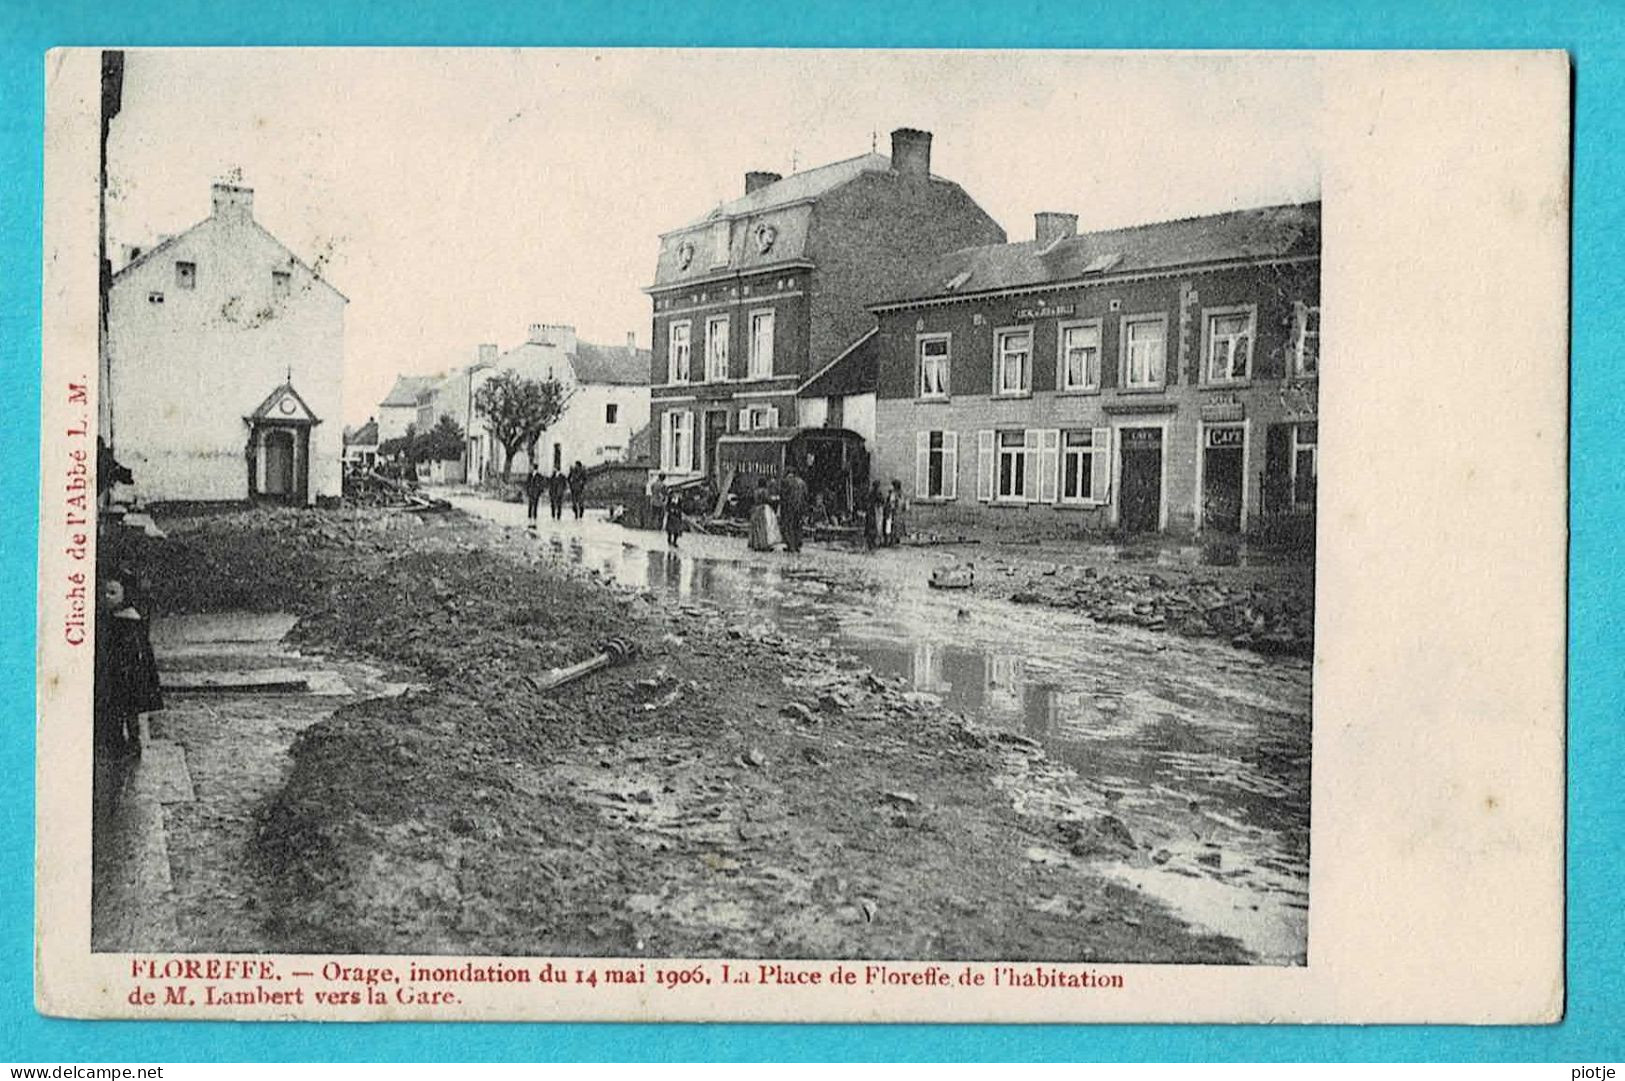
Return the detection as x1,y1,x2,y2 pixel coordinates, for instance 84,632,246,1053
915,430,958,500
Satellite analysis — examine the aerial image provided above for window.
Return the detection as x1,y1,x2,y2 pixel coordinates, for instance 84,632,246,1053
995,328,1033,396
743,404,779,431
1204,307,1254,384
705,315,730,381
175,261,196,290
1121,316,1166,389
1292,423,1317,509
272,270,290,299
1058,321,1102,392
918,335,950,399
663,410,694,472
668,321,691,383
147,291,164,305
749,310,775,379
605,403,619,425
1060,428,1111,504
1294,302,1320,377
710,221,730,267
914,430,958,500
996,429,1036,501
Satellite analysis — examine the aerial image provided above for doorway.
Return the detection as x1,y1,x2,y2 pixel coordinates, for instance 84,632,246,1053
1201,424,1245,533
703,409,729,478
252,424,308,504
1118,426,1163,533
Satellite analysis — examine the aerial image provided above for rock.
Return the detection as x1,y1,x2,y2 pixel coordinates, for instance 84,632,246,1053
881,790,920,807
1025,846,1069,865
1060,813,1137,858
859,899,878,923
781,702,816,724
1152,848,1173,865
632,790,655,805
817,692,848,713
1147,573,1170,589
742,748,767,768
1196,850,1222,869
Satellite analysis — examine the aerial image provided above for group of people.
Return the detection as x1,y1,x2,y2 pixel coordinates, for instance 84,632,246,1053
862,478,910,550
523,461,589,524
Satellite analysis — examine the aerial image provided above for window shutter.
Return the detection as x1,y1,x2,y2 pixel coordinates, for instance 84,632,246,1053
1090,426,1111,504
943,432,959,500
765,406,779,429
1023,429,1041,502
660,412,671,471
976,430,994,502
915,431,930,497
1039,429,1060,504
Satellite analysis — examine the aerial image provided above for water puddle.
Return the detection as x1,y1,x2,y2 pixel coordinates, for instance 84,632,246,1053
452,495,1311,964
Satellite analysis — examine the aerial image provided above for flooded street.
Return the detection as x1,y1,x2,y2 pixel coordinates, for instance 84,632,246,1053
447,494,1312,965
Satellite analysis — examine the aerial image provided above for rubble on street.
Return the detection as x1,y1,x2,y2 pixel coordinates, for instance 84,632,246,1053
113,504,1310,964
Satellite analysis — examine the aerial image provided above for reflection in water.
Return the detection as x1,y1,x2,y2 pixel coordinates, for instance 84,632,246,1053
471,497,1310,963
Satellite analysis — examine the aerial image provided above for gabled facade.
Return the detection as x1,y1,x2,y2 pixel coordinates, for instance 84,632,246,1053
106,182,346,504
646,128,1005,482
378,374,436,444
343,419,379,469
868,203,1321,537
467,324,652,480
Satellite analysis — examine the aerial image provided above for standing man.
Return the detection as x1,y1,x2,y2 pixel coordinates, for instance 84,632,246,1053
548,468,568,520
780,466,808,553
568,460,589,520
522,469,546,526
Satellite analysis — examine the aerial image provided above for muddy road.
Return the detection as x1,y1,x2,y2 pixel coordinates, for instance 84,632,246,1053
446,495,1312,964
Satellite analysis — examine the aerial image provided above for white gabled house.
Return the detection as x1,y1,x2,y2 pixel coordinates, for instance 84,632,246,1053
106,181,347,504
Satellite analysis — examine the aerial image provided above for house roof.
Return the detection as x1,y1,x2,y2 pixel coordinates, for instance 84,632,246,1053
681,153,896,229
344,419,379,446
380,374,437,408
877,201,1321,307
571,342,653,386
799,327,878,399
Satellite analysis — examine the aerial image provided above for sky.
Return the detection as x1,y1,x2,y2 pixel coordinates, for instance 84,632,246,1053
107,49,1322,424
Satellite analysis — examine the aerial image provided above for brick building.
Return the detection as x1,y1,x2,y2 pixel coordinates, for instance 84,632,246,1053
867,203,1320,538
645,128,1005,483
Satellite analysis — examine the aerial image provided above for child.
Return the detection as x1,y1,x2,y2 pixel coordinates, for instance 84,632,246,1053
664,490,687,548
94,571,163,761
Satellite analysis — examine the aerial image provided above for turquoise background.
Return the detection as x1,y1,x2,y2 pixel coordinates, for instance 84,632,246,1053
2,0,1618,1062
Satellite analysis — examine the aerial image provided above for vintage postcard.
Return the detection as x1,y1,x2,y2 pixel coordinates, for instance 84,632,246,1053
37,48,1567,1023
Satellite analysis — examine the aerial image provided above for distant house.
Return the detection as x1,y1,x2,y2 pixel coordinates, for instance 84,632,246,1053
378,374,436,445
106,181,346,504
468,324,651,480
343,419,379,469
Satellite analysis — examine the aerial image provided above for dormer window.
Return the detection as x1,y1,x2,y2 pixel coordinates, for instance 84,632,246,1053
175,261,196,290
710,221,730,268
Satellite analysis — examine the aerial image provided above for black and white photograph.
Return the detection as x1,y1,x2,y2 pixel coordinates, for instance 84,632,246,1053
39,47,1565,1024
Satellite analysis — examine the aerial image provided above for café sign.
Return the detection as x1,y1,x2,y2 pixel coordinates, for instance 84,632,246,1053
1014,303,1076,320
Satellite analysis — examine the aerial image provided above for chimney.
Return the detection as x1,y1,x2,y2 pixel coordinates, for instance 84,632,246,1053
1034,212,1079,249
745,171,782,194
890,128,932,183
626,332,637,350
210,181,255,223
476,343,498,367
